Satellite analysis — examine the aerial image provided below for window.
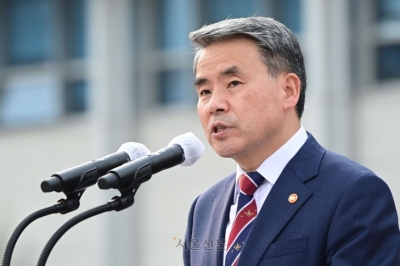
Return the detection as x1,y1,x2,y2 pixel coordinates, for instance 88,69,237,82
202,0,258,24
158,70,195,103
272,0,302,34
0,74,62,126
351,0,400,86
65,81,87,113
153,0,197,106
375,0,400,81
65,0,87,58
0,0,88,128
147,0,302,106
3,0,56,65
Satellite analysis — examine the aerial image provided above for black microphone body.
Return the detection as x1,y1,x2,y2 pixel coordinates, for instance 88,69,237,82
41,151,130,193
98,144,184,190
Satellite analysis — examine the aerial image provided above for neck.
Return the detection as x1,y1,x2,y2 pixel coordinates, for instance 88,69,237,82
237,120,301,172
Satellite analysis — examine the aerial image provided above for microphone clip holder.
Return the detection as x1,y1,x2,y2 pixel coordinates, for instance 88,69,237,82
57,189,85,214
111,163,154,212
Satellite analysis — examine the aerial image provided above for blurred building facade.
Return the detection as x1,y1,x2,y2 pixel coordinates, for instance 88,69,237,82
0,0,399,265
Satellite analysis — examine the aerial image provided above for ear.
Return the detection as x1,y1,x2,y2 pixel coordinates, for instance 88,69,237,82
282,73,301,111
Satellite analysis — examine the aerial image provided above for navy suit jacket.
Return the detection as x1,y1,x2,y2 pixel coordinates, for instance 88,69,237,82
184,134,400,265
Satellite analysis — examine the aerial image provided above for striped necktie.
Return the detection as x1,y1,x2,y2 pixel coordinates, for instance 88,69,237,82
225,171,265,266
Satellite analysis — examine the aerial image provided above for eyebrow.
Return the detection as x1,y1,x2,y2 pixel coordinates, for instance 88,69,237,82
222,66,240,76
194,66,241,87
194,77,207,87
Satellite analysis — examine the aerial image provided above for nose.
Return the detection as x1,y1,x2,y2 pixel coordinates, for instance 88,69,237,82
206,89,229,114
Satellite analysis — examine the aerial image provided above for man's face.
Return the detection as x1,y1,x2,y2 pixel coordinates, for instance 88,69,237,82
195,37,289,171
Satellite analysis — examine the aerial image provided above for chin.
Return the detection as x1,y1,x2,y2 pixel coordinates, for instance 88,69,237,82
209,137,242,158
216,152,232,159
213,145,238,159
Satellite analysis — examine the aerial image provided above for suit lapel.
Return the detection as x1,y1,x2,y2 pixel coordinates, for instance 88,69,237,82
237,133,325,265
238,169,313,265
206,175,235,266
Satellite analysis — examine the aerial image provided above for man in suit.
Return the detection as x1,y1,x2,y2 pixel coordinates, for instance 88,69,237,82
184,17,400,265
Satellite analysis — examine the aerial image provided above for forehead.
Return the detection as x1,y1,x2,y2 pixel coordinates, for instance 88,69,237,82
195,37,265,77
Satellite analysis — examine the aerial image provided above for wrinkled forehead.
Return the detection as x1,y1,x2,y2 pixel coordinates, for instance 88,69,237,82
192,35,261,74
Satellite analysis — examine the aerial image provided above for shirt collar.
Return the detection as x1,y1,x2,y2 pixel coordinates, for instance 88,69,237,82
234,125,308,193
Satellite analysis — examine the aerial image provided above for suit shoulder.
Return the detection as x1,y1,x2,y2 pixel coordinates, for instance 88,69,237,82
321,150,376,178
187,173,234,210
316,150,395,196
186,173,234,224
197,173,235,201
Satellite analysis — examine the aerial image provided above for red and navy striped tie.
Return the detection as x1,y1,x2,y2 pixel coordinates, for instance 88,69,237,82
225,171,265,266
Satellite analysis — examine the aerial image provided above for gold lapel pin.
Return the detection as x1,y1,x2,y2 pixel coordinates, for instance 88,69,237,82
288,193,298,204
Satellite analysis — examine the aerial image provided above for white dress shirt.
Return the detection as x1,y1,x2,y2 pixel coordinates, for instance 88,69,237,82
223,126,308,264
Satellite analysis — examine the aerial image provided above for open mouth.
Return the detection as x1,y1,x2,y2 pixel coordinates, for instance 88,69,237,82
214,125,227,133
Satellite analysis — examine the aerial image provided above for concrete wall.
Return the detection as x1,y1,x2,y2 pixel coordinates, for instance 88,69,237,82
355,82,400,208
134,107,235,265
1,98,399,265
0,118,96,265
1,0,399,265
0,109,234,265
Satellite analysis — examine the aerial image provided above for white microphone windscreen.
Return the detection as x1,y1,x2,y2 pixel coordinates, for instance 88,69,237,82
118,142,151,161
168,132,205,166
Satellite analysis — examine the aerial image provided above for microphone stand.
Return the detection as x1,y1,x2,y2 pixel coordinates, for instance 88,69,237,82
37,165,153,265
36,175,147,266
36,199,121,266
1,190,85,266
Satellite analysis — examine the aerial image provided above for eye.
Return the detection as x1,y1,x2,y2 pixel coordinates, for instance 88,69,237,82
229,80,242,87
199,89,211,96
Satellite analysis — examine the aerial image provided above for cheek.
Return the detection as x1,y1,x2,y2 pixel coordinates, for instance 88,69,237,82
197,104,209,129
197,101,204,117
241,91,267,113
241,93,277,127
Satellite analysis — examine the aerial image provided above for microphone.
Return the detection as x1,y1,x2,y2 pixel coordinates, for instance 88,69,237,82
41,143,151,193
97,132,205,190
